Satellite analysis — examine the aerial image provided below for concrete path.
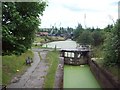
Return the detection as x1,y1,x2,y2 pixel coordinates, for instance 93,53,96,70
54,57,64,88
8,50,49,88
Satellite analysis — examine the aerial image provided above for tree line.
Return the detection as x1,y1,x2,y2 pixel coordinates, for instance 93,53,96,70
38,26,74,39
73,23,105,46
72,21,119,67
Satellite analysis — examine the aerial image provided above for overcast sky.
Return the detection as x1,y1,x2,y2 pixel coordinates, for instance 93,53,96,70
40,0,119,29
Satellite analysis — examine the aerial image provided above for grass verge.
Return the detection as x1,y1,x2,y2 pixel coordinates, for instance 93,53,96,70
92,45,104,58
2,50,34,85
43,50,59,88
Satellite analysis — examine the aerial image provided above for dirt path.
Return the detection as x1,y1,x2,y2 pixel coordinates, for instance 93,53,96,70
8,50,49,88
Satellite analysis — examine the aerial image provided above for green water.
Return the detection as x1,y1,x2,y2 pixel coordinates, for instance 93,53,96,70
64,65,101,88
43,40,101,88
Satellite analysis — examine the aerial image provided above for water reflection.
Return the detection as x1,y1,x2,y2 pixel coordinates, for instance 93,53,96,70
42,39,77,49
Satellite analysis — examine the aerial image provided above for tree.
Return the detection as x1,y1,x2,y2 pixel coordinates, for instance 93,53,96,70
92,30,104,46
103,19,120,67
73,23,83,40
2,2,47,55
104,24,113,32
77,30,93,45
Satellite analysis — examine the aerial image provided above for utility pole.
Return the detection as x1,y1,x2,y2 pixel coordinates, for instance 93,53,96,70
84,13,87,29
118,1,120,19
108,15,115,25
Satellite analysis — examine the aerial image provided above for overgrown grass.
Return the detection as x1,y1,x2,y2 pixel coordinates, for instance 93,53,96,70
92,45,120,78
44,50,59,88
2,50,34,85
92,45,104,58
32,36,65,49
34,36,65,44
34,37,45,43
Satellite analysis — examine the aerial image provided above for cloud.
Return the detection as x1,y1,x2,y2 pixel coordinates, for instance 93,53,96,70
110,1,119,6
40,0,119,29
62,4,100,13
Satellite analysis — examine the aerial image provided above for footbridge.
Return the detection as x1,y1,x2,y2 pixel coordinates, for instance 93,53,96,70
60,46,91,65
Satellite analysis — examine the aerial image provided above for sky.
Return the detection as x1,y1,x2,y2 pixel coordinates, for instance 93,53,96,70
40,0,119,29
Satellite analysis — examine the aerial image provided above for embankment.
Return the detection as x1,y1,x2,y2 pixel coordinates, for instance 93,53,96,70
89,59,120,89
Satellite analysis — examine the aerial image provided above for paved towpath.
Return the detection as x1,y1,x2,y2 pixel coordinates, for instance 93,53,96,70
8,49,49,88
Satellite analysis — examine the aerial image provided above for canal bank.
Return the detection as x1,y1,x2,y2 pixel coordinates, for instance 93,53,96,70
89,59,120,88
43,40,101,88
43,40,120,89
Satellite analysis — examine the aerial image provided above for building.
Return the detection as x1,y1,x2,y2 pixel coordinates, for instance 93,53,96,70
36,32,49,36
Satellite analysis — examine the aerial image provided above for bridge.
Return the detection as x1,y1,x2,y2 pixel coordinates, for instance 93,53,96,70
60,47,91,65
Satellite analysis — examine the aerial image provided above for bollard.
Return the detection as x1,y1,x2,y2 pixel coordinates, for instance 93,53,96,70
54,45,57,51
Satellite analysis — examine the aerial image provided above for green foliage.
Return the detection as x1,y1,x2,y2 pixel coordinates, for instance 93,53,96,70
73,23,83,40
92,45,104,58
73,24,104,46
77,30,93,45
72,21,119,69
104,24,113,33
103,19,120,67
2,2,47,55
92,30,104,46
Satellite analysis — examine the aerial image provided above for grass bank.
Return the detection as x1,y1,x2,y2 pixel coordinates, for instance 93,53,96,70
34,36,65,43
32,36,65,48
2,50,34,85
92,45,104,58
92,46,120,79
44,50,59,88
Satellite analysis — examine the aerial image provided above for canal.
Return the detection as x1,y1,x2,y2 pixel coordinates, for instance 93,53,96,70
43,39,101,88
64,65,100,88
42,39,77,49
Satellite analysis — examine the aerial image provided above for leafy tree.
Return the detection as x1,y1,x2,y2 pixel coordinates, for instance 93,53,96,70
73,23,83,40
92,30,104,46
2,2,47,55
77,30,93,45
60,27,65,34
104,24,113,32
66,27,73,34
103,19,120,67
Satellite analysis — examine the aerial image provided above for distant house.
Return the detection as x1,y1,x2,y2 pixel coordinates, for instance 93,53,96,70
36,32,49,36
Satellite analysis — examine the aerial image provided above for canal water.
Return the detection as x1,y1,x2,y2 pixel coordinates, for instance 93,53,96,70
64,65,101,88
42,39,77,49
43,39,101,88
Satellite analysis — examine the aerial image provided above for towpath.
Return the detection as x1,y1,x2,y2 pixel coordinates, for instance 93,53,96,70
8,49,50,88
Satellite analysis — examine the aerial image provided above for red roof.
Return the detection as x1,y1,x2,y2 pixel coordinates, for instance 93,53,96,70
37,32,48,36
